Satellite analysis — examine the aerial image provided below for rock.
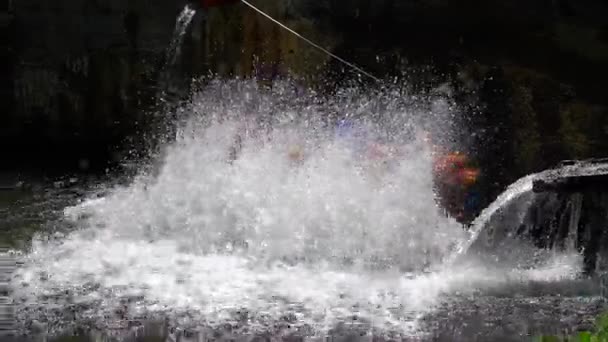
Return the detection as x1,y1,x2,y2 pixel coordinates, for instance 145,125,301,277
29,319,47,334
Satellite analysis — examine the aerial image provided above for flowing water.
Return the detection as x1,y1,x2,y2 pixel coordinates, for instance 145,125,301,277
455,161,608,272
166,5,196,68
4,80,607,341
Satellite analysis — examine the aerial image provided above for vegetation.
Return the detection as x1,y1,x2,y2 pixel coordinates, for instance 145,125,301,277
538,314,608,342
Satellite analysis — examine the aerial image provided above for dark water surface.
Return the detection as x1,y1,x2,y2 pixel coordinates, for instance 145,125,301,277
1,180,607,342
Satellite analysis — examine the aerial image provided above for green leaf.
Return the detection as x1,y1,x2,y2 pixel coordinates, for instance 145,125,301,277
596,314,608,332
577,331,592,342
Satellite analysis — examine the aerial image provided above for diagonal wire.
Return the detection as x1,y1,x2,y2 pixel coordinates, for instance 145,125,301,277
240,0,380,83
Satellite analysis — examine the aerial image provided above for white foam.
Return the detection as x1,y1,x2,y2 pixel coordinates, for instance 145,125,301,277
12,80,583,337
166,5,196,66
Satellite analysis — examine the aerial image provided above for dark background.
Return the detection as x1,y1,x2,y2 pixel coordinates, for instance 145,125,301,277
1,0,608,211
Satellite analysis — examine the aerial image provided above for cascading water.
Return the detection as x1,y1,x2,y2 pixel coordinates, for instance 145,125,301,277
10,80,590,340
455,160,608,274
449,173,537,263
165,5,196,67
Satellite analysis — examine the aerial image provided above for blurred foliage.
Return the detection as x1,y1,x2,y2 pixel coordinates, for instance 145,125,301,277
538,313,608,342
554,23,608,63
559,103,594,158
510,84,542,174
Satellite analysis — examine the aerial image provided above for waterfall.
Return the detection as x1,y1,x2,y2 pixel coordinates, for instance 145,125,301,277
454,160,608,274
166,5,197,68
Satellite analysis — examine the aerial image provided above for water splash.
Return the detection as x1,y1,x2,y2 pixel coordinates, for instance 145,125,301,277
451,160,608,266
165,5,196,67
449,173,537,263
11,80,586,338
65,80,464,271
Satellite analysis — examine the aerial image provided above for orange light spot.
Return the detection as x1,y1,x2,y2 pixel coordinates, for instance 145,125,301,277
460,168,480,186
